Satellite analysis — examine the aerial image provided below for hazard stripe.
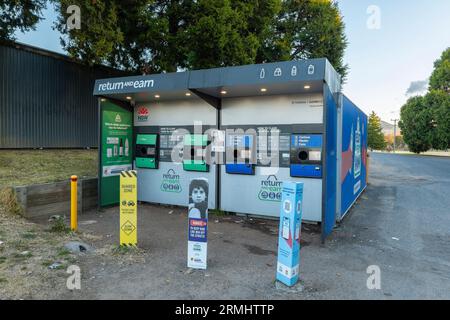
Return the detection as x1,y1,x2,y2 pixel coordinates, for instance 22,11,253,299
131,170,137,177
120,172,126,178
126,171,132,177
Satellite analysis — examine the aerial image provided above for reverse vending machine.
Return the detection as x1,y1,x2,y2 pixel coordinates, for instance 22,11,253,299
94,58,368,240
135,134,159,169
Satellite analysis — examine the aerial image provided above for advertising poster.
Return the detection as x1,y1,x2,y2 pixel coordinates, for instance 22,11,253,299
341,96,368,217
187,178,209,269
276,181,303,287
120,170,137,246
100,101,133,206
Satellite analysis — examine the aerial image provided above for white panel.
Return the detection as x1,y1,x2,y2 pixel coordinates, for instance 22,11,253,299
221,94,323,126
134,98,216,126
137,162,216,209
220,166,322,222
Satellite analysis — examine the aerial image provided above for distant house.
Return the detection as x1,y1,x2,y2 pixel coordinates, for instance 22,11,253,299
0,41,131,149
381,120,401,137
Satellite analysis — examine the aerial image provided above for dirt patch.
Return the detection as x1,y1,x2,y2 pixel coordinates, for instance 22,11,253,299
0,207,119,299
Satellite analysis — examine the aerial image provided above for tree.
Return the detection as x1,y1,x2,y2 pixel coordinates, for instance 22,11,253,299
262,0,348,79
426,90,450,150
398,96,433,154
429,47,449,93
367,111,386,151
52,0,348,77
0,0,46,40
399,48,450,153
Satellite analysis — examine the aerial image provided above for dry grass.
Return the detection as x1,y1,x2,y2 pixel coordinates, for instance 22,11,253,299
0,188,23,216
0,149,97,188
0,208,77,299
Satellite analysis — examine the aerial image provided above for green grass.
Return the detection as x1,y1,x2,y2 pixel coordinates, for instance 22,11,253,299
112,244,139,255
0,149,98,188
49,217,72,234
56,248,71,257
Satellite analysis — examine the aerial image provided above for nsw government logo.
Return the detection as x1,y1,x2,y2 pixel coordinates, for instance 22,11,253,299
258,175,282,202
137,106,149,121
160,169,182,193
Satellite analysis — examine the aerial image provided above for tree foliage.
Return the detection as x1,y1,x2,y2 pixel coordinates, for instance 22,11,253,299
367,111,386,151
264,0,348,78
399,48,450,153
0,0,46,40
51,0,348,76
398,96,433,154
429,47,450,93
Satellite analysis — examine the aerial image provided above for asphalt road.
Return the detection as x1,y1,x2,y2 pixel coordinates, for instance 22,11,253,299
324,152,450,299
36,152,450,299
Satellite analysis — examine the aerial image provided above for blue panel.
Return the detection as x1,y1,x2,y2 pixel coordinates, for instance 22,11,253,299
322,85,337,241
291,134,323,148
225,163,254,175
340,96,368,217
290,164,322,178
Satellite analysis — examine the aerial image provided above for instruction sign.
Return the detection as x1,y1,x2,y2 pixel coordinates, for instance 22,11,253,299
187,178,209,269
100,101,133,207
120,170,137,246
276,181,303,286
102,110,133,177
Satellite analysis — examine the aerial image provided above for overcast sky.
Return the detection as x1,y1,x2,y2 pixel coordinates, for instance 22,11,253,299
15,0,450,123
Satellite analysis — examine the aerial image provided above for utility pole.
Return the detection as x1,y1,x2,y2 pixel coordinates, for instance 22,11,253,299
391,118,399,153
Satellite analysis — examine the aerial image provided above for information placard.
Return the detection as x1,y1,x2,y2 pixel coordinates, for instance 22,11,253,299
276,181,303,286
187,178,209,269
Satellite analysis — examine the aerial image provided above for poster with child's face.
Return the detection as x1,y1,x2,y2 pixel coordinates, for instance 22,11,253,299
188,178,209,220
188,178,208,269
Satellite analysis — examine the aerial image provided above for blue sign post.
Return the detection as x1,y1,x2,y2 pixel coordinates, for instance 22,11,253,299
276,181,304,286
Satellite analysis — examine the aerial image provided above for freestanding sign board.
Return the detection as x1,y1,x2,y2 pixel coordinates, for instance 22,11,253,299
120,170,137,246
276,181,303,286
187,178,209,269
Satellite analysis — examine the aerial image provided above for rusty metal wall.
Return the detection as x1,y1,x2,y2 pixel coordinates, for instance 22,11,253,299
0,42,128,148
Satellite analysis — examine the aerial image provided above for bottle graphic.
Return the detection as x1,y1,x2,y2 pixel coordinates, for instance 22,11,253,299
354,117,361,178
113,144,118,157
119,138,123,157
125,138,129,157
260,68,265,79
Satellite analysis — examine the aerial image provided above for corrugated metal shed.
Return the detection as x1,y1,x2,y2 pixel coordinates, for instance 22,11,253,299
0,41,130,148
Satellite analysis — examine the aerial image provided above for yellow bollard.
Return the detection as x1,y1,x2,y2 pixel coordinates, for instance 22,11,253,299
71,175,78,231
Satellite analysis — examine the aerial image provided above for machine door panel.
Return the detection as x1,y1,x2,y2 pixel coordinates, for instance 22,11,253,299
290,134,323,178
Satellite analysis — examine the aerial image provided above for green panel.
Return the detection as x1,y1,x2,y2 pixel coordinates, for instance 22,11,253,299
136,157,156,169
184,134,208,146
183,160,208,172
100,101,133,207
137,134,157,145
101,176,120,206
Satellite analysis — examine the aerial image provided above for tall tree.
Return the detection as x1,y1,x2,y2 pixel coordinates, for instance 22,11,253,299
429,47,449,93
399,48,450,153
259,0,348,79
426,90,450,150
367,111,386,151
52,0,347,77
0,0,46,40
398,96,434,154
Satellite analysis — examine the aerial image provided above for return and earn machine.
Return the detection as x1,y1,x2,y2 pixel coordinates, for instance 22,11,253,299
93,59,368,241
